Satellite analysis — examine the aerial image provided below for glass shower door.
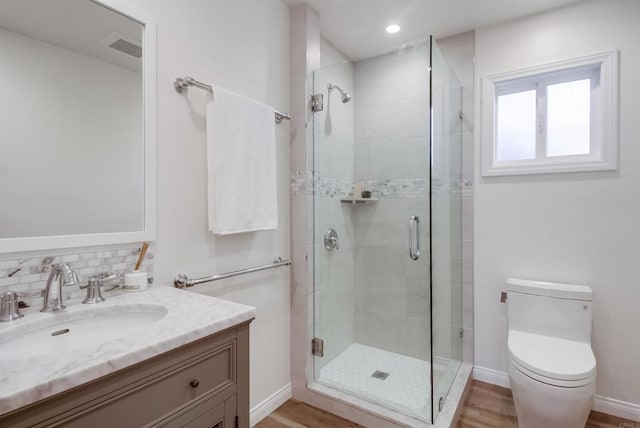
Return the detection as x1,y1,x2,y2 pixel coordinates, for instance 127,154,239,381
312,40,434,422
430,39,464,421
311,58,358,395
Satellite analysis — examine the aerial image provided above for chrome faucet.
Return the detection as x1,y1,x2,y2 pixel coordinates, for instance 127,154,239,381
41,264,80,312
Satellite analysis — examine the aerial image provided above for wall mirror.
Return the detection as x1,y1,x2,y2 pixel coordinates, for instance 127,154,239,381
0,0,156,253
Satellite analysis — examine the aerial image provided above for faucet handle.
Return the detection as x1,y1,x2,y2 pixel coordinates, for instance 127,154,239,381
1,291,24,322
80,273,120,289
81,276,99,288
98,273,121,286
79,272,120,304
81,276,106,304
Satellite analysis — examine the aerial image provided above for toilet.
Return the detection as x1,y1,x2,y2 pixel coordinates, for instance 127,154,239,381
506,278,596,428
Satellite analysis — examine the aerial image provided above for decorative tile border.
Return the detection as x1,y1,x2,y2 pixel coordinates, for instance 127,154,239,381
292,171,470,199
0,244,154,309
316,176,352,198
291,170,314,196
357,178,428,199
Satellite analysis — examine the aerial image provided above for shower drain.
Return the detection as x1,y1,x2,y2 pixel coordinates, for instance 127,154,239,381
371,370,389,380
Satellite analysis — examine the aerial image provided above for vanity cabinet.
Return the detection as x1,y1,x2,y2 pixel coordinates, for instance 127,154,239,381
0,321,251,428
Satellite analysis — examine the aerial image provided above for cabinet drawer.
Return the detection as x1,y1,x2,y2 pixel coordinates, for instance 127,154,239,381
53,339,236,427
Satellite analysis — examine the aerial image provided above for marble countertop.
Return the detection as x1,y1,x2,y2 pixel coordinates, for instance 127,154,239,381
0,286,256,415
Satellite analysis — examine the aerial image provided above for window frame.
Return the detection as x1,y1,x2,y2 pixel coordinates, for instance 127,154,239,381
481,50,618,177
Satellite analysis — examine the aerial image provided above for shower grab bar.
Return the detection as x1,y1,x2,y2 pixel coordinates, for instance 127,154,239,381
173,76,291,123
174,257,291,289
409,216,420,261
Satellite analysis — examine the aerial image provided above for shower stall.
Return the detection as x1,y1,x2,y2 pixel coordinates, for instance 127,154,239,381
309,37,464,424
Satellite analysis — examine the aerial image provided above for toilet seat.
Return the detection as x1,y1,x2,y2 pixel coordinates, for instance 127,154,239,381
509,357,595,387
508,330,596,387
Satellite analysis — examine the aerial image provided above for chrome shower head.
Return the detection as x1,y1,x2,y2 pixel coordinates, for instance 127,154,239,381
328,83,351,103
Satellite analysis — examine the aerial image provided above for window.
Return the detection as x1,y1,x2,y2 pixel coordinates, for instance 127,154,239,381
481,51,618,176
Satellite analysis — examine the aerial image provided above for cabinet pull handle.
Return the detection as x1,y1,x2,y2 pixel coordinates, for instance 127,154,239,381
190,379,200,388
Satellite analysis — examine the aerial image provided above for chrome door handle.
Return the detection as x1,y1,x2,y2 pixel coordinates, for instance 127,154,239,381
409,216,420,261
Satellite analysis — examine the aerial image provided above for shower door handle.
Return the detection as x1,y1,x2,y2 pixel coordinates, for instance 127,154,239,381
409,216,420,261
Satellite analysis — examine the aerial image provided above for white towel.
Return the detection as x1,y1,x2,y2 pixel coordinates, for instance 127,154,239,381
206,87,278,235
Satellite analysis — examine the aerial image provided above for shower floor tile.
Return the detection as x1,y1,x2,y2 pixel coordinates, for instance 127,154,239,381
317,343,443,419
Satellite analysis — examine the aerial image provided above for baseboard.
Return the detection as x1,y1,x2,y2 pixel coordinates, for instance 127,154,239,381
250,383,292,427
472,365,510,388
593,395,640,422
473,365,640,422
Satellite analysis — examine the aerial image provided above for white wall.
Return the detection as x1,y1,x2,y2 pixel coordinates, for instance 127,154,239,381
474,0,640,409
126,0,291,415
0,27,143,238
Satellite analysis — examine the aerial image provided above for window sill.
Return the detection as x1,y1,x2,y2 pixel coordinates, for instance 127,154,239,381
483,157,617,177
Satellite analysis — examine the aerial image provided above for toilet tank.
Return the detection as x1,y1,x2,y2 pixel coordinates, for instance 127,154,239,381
507,278,593,343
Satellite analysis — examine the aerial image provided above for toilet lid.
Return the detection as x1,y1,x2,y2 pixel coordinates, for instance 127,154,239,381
508,330,596,382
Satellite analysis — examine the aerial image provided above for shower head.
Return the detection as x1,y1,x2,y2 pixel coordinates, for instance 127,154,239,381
328,83,351,103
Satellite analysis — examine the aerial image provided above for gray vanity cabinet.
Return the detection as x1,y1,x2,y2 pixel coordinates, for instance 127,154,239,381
0,321,252,428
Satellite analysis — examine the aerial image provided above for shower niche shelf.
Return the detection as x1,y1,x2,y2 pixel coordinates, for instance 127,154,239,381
340,197,378,205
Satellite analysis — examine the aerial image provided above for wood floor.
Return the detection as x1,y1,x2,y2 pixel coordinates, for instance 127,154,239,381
256,399,364,428
456,380,633,428
256,380,636,427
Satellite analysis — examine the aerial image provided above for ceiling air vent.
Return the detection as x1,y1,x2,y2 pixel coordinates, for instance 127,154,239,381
108,38,142,58
98,32,142,59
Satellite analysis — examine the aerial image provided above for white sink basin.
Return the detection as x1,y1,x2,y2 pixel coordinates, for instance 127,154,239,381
0,304,167,360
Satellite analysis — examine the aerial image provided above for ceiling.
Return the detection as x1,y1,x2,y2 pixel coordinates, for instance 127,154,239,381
283,0,585,61
0,0,142,73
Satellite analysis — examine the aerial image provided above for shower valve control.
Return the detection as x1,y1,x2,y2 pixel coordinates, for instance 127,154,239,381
324,228,339,251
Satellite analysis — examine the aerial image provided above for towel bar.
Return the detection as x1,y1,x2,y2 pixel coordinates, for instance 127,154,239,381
174,256,291,289
174,76,291,124
174,76,212,93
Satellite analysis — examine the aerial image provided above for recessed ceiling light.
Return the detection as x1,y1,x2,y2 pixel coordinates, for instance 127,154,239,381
385,24,400,34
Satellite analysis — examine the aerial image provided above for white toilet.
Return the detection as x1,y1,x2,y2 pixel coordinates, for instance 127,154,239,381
506,278,596,428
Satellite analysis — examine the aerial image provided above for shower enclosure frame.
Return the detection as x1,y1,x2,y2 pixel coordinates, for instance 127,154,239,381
306,36,464,425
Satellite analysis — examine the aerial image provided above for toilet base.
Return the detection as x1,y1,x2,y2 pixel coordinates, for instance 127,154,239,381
508,362,595,428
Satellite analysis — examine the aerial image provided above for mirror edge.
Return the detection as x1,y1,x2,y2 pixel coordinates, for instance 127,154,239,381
0,0,157,254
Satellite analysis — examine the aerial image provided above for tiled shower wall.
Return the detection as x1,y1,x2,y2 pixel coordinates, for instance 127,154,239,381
0,243,154,309
352,42,432,360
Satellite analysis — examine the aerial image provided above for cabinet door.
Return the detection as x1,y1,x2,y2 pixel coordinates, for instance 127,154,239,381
185,396,235,428
184,401,225,428
158,395,236,428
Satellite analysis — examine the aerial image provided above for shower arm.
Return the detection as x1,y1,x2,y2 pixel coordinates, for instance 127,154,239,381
328,83,345,96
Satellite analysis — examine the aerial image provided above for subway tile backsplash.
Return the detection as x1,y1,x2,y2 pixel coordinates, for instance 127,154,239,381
0,244,154,309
